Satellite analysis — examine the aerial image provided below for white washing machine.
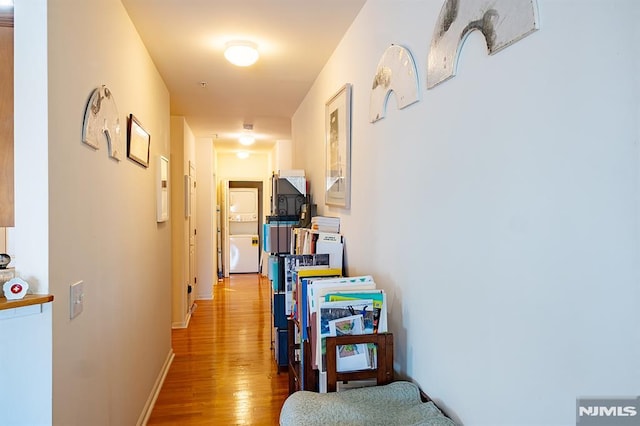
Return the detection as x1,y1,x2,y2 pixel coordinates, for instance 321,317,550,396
229,234,259,273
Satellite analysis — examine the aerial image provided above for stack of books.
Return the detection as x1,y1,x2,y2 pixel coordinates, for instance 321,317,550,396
292,229,343,270
311,216,340,233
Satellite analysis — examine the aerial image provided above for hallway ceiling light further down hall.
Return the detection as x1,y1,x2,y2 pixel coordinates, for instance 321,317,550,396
239,134,255,146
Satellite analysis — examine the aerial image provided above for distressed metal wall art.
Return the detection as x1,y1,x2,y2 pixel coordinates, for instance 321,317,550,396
370,44,420,123
427,0,539,89
82,85,122,160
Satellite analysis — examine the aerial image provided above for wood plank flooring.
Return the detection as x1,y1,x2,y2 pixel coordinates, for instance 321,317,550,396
147,274,289,425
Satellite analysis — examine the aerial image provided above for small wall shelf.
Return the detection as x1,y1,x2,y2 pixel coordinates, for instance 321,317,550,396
0,294,54,311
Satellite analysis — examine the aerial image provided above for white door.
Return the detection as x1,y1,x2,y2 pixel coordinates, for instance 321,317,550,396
188,162,197,310
222,180,230,277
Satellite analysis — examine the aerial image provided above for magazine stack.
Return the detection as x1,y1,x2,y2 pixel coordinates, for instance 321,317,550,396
291,270,388,392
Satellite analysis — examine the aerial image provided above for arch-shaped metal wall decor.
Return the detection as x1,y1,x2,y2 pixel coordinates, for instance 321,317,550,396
82,85,122,160
427,0,539,89
370,44,420,123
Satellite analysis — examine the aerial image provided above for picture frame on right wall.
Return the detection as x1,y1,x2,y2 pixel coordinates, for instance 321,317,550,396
325,83,352,208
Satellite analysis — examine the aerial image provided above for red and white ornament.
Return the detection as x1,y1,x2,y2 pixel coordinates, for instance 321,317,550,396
3,277,28,300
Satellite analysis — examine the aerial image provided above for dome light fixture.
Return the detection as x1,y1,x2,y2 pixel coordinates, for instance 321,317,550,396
237,151,250,159
239,134,255,146
224,40,259,67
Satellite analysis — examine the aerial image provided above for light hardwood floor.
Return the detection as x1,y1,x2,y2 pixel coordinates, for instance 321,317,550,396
147,274,289,425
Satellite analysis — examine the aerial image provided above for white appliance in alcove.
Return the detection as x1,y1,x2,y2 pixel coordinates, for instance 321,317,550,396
229,234,259,273
228,188,259,273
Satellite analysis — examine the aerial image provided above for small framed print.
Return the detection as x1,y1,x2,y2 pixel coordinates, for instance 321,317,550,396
127,114,150,167
157,156,169,222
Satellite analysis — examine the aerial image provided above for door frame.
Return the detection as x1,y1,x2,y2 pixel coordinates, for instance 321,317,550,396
187,161,196,311
221,179,264,277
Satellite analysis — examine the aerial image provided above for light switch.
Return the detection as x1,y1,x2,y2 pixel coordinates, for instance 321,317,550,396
70,280,84,319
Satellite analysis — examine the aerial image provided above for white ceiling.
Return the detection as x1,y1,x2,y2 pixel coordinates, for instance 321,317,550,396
121,0,367,153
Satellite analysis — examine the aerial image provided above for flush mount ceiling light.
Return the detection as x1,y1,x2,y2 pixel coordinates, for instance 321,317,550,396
236,151,250,159
239,135,255,146
239,134,255,146
224,41,259,67
239,123,255,145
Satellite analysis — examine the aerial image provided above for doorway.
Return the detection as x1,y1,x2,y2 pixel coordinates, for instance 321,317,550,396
187,161,197,311
221,180,264,277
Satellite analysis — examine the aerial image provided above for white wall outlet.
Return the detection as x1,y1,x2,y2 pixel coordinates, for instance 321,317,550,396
70,280,84,319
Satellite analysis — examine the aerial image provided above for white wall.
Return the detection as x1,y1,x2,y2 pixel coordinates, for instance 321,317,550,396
217,151,273,181
292,1,640,424
45,0,172,424
216,150,273,222
216,150,273,276
170,117,196,327
275,139,293,172
0,1,52,424
196,137,216,299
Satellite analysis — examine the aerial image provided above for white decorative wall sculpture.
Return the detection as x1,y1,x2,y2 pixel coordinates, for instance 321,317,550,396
427,0,539,89
82,85,122,160
370,44,420,123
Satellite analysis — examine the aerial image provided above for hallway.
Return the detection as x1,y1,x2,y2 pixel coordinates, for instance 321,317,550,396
147,274,289,425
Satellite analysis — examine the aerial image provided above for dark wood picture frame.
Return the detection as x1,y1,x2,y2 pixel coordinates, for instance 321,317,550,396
127,114,150,168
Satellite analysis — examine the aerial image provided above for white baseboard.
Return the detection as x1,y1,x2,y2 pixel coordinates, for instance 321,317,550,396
196,282,213,300
137,349,175,426
172,311,192,329
196,294,214,300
